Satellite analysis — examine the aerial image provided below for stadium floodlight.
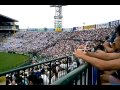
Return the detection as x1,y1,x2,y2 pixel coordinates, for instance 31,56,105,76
50,5,67,7
50,5,67,32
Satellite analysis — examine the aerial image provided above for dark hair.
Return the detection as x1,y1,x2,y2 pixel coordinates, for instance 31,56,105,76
115,25,120,36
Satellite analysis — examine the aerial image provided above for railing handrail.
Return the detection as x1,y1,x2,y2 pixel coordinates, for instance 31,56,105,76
51,63,89,85
0,56,67,77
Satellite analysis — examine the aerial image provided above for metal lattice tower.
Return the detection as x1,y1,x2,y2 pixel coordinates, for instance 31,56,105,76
50,5,67,32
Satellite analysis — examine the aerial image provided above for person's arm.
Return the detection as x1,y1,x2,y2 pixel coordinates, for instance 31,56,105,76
73,49,120,71
86,50,120,60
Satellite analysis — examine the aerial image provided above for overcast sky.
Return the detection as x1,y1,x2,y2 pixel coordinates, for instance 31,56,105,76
0,5,120,29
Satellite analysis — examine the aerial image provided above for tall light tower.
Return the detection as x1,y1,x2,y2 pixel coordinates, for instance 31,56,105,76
50,5,67,32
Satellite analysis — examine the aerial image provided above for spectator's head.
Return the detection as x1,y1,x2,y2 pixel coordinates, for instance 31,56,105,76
115,25,120,36
111,25,120,51
113,36,120,50
41,68,45,74
28,74,38,85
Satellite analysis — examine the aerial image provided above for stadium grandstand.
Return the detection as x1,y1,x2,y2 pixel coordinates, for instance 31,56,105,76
0,14,19,47
0,14,19,31
0,12,120,85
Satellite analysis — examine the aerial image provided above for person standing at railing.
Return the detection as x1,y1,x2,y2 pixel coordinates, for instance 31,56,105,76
86,25,120,85
97,27,118,85
73,25,120,85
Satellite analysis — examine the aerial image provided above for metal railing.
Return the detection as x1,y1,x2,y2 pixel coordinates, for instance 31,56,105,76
0,55,101,85
51,63,101,85
0,56,77,85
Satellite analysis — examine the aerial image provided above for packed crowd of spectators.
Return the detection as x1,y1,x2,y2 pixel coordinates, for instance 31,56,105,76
0,31,69,53
40,28,114,58
0,28,114,59
72,28,114,41
0,32,12,47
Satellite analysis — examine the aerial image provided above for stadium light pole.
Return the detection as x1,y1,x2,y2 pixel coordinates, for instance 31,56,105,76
50,5,67,32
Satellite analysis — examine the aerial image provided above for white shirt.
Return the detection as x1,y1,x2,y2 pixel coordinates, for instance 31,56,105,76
41,74,49,85
60,64,67,69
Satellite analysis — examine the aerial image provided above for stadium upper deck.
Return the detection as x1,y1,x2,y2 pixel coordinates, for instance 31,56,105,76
0,14,19,31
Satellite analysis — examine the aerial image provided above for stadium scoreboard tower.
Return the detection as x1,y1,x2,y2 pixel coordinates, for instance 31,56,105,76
50,5,67,32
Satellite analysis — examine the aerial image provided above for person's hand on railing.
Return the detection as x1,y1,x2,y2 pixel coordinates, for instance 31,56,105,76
77,45,86,49
77,45,90,53
73,49,87,58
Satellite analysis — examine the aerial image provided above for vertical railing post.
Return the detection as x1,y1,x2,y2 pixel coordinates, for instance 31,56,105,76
84,69,86,85
66,56,69,73
17,70,20,85
97,69,101,85
88,64,92,85
24,69,25,85
80,72,82,85
74,76,78,85
49,61,52,84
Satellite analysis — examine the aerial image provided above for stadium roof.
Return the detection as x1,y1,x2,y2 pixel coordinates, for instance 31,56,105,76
0,14,18,22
